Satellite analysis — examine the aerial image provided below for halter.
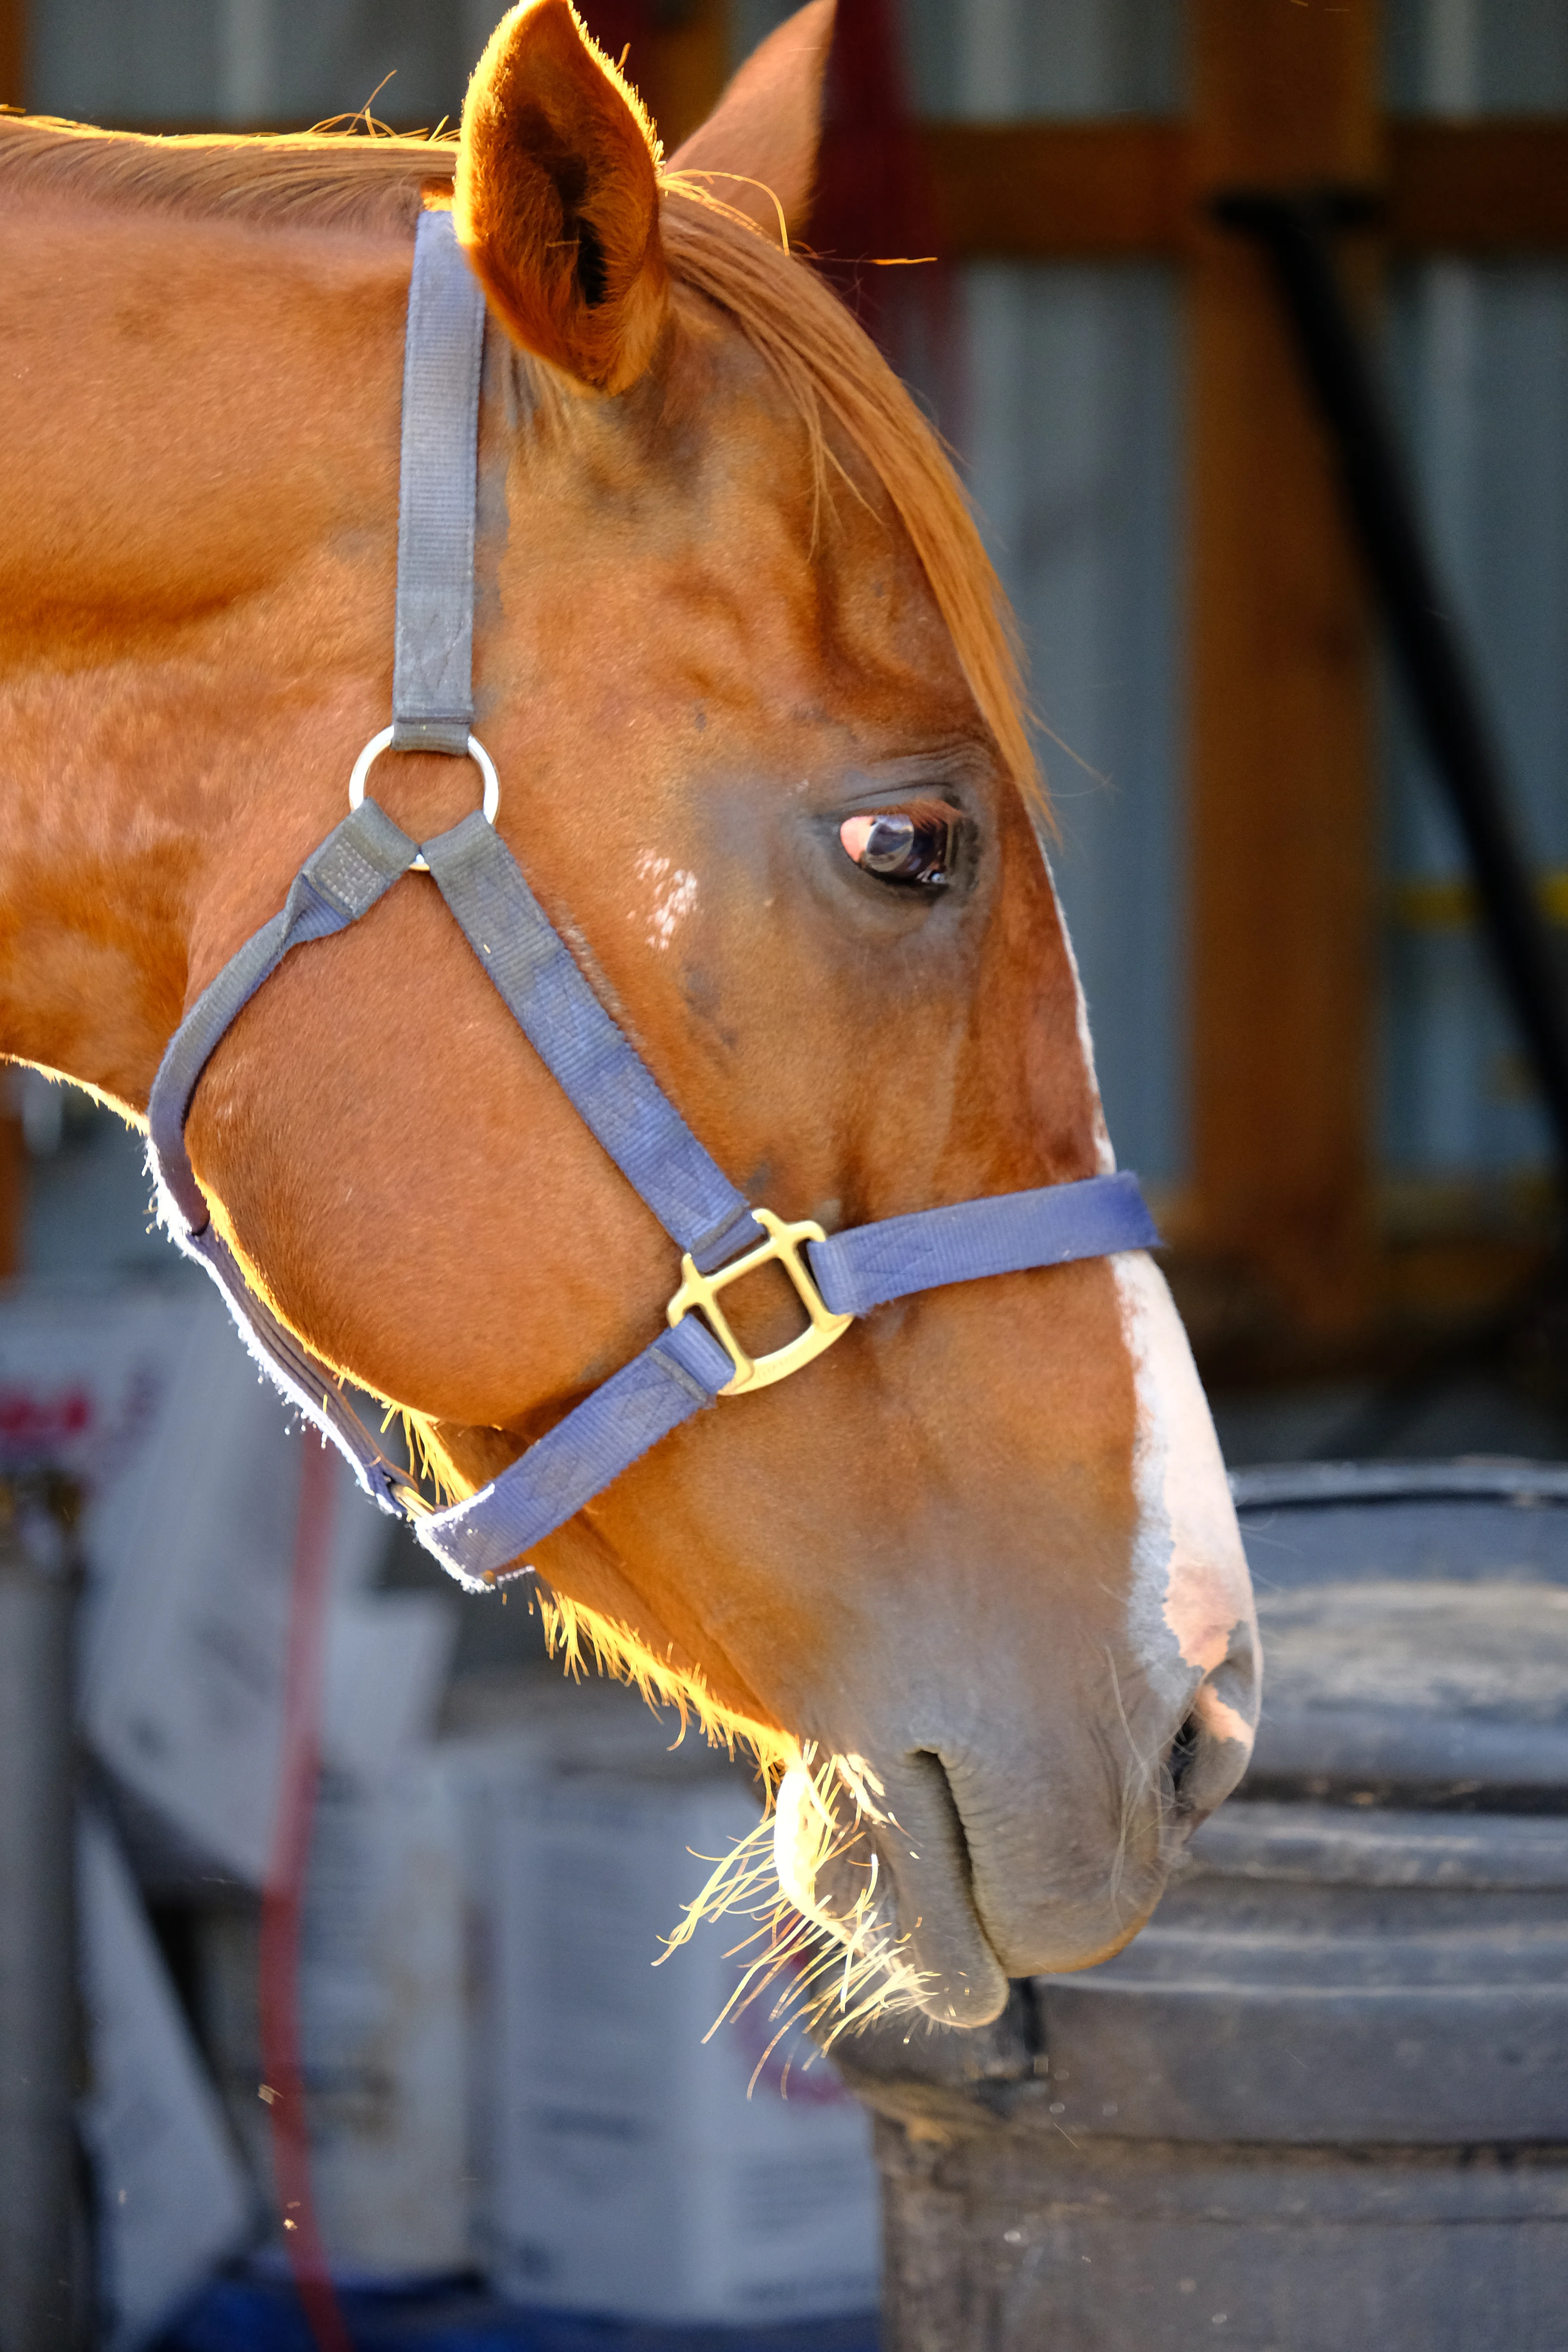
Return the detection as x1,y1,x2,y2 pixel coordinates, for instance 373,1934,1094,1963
147,212,1157,1592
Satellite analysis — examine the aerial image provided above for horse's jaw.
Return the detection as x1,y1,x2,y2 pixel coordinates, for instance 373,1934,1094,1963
767,1733,1209,2036
769,1691,1252,2035
762,1739,1172,2036
746,1259,1259,2035
770,1751,1013,2031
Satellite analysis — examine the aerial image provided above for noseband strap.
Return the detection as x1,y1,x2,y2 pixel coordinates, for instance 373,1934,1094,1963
147,211,1158,1591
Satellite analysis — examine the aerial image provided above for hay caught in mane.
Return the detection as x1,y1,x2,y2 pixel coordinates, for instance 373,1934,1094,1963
0,114,1036,807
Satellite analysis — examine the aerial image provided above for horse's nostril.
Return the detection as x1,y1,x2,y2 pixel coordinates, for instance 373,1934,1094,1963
1165,1711,1201,1807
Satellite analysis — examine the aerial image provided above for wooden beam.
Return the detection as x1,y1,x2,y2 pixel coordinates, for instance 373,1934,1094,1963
917,117,1568,262
1181,0,1381,1335
922,121,1187,260
0,0,24,111
1388,118,1568,252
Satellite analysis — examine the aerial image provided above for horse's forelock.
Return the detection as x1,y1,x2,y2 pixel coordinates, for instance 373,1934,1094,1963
659,185,1040,822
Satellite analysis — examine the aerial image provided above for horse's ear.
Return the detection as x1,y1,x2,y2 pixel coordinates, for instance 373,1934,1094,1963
454,0,670,396
670,0,835,245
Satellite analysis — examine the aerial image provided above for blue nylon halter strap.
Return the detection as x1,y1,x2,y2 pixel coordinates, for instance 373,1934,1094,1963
145,209,1158,1593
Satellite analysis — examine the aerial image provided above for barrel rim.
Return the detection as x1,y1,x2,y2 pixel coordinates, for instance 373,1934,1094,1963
1230,1459,1568,1510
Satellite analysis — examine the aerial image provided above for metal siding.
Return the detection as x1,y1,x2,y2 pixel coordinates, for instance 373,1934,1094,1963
1383,262,1568,1178
29,0,469,124
916,1,1186,1178
1385,0,1568,115
958,261,1184,1181
30,0,218,122
901,0,1181,119
1379,0,1568,1182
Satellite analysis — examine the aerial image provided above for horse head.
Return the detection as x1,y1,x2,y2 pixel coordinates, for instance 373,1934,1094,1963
4,0,1259,2025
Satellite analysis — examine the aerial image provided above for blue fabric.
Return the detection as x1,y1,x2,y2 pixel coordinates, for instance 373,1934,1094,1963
807,1171,1157,1316
145,801,425,1519
420,1172,1153,1585
177,1218,417,1514
149,799,420,1237
391,209,488,757
419,1317,734,1589
147,777,1160,1584
156,2274,880,2352
421,813,762,1268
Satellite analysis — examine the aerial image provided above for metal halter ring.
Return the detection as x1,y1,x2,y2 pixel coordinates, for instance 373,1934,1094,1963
666,1206,853,1397
348,726,500,874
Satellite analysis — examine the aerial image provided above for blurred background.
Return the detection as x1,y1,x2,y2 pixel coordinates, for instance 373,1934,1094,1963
2,0,1567,2345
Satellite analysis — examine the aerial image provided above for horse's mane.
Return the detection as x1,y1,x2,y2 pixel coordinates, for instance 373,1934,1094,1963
0,115,1035,806
0,114,456,228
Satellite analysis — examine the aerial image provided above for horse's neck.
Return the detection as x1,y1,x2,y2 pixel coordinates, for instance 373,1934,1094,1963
0,193,410,1116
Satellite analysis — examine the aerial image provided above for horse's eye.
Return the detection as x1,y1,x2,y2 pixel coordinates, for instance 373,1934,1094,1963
839,806,957,888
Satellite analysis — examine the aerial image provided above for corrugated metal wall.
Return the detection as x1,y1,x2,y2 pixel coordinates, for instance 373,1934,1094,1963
957,258,1183,1183
29,0,485,125
1382,0,1568,1198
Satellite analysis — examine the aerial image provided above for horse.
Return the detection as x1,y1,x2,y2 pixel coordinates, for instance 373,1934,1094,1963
0,0,1258,2029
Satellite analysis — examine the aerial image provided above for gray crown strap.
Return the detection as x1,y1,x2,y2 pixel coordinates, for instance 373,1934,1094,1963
391,210,487,756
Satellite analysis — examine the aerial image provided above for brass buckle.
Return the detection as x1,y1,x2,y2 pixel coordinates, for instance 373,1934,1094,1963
666,1207,852,1397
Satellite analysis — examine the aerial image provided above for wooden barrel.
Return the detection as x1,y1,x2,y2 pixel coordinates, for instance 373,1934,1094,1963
843,1464,1568,2352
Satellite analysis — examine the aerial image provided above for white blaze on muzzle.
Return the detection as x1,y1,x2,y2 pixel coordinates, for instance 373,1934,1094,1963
1118,1251,1259,1753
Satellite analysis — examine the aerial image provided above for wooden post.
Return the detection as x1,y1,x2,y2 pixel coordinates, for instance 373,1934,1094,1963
1183,0,1382,1337
0,0,23,109
582,0,730,156
639,0,730,155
